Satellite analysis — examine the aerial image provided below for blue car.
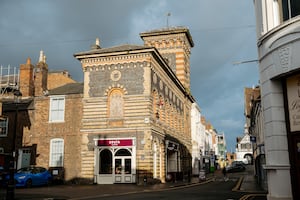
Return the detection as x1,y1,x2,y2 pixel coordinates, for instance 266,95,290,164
13,166,52,187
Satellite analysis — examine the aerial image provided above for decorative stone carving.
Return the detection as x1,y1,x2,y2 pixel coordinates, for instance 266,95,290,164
278,46,290,69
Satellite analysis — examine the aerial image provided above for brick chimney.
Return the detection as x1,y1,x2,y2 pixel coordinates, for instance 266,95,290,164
19,57,34,97
34,50,48,96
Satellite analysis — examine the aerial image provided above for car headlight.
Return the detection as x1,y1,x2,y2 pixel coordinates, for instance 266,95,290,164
17,176,26,179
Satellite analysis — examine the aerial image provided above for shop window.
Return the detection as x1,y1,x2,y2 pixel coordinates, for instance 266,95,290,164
49,138,64,167
49,96,65,122
0,116,8,137
99,149,112,174
125,158,131,174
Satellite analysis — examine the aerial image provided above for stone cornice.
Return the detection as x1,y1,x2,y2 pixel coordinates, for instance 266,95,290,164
81,53,150,70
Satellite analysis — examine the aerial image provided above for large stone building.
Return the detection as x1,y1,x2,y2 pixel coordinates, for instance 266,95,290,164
74,27,194,184
253,1,300,199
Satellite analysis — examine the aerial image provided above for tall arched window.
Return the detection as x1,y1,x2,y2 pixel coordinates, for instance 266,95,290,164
152,90,159,120
99,149,112,174
108,89,124,118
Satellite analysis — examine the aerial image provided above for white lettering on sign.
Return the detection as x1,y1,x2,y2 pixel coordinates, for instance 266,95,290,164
109,140,120,146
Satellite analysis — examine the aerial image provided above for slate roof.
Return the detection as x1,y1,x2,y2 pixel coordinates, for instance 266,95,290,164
74,44,152,57
48,82,83,95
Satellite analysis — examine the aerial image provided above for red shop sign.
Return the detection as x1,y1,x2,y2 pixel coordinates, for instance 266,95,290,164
97,139,133,146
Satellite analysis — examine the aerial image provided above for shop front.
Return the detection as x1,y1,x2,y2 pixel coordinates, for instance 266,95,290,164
165,140,181,182
94,138,136,184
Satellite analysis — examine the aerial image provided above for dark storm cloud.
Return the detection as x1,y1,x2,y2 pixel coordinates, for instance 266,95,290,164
0,0,258,151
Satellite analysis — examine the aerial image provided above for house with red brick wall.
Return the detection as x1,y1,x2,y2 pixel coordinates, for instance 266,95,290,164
0,52,83,182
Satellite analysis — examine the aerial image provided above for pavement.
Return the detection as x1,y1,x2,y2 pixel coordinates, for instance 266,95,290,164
0,168,267,200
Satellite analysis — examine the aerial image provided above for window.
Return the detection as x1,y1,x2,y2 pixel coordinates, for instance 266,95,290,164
0,117,8,137
49,96,65,122
99,149,112,174
108,90,123,118
49,138,64,167
281,0,300,21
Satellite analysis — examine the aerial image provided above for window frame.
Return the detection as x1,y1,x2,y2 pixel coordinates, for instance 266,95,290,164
49,138,64,167
0,116,9,137
49,95,65,123
281,0,300,21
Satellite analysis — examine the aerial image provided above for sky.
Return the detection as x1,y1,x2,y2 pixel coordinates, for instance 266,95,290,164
0,0,259,152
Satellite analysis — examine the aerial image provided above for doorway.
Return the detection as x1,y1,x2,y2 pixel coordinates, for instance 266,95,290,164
114,149,132,183
114,157,132,182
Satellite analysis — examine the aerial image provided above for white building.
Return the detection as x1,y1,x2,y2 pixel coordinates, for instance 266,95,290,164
191,103,207,175
215,132,226,168
253,1,300,199
235,129,253,165
191,103,202,175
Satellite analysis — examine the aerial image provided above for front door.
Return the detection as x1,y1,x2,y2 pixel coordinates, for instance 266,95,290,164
114,157,132,183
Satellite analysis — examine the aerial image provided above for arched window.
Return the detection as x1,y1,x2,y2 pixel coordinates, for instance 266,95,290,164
115,149,131,156
152,90,158,119
108,89,124,118
99,149,112,174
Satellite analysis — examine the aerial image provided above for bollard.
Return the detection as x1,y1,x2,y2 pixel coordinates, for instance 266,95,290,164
143,175,147,186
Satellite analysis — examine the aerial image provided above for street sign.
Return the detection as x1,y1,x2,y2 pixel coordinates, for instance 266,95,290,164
250,136,256,143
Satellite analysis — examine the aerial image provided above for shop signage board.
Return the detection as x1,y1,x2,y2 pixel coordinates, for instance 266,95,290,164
97,139,133,146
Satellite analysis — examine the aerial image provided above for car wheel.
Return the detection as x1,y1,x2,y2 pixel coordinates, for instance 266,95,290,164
25,179,32,188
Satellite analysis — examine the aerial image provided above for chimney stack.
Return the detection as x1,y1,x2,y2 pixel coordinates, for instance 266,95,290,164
35,50,48,96
19,57,34,97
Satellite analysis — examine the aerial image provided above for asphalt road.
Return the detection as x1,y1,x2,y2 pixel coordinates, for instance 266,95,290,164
0,165,266,200
77,178,245,200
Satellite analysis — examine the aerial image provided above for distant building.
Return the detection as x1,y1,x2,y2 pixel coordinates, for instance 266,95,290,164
215,132,226,168
235,131,253,165
246,86,267,190
191,103,202,175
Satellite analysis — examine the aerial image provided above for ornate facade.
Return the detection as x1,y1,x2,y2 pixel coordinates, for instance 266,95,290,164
74,27,194,184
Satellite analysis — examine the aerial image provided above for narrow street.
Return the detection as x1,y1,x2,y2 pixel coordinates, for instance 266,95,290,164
0,165,267,200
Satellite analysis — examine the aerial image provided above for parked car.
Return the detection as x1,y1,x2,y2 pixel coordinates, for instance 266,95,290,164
0,166,9,187
0,155,13,187
12,166,52,187
226,161,246,173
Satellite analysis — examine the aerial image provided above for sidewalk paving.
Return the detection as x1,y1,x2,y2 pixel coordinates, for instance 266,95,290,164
0,169,267,200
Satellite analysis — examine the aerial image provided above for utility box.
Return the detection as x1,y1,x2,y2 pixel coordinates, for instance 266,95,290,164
48,167,65,184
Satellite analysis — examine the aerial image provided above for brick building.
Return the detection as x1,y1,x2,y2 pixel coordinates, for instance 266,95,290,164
0,53,83,182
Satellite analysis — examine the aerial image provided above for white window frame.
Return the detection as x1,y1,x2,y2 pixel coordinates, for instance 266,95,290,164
49,138,64,167
49,96,65,122
0,116,8,137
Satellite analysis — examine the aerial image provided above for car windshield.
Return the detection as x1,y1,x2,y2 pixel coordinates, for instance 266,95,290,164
17,168,33,174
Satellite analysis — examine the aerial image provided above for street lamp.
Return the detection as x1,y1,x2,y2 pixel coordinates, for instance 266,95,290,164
6,89,22,200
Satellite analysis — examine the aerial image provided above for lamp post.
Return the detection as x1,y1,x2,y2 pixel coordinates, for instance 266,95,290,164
6,89,22,200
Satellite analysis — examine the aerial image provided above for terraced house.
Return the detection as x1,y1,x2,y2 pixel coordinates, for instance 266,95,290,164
0,26,195,185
